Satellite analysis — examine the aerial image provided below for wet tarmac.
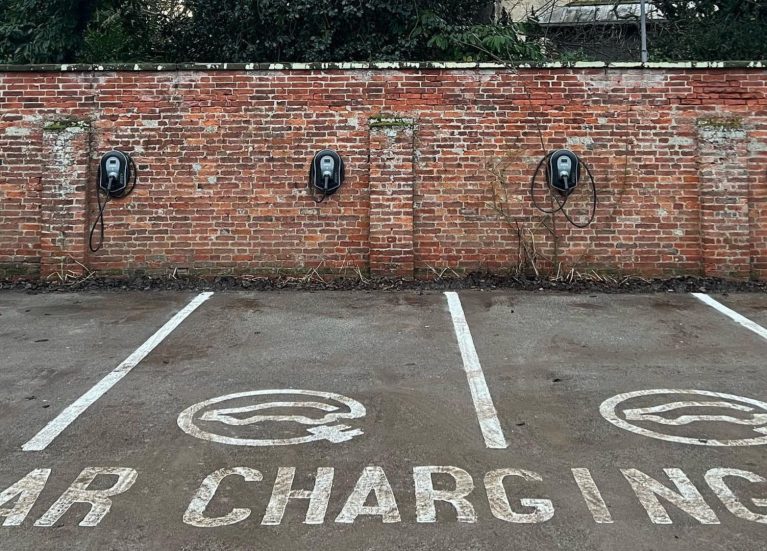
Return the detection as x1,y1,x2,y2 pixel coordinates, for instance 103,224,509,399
1,290,766,550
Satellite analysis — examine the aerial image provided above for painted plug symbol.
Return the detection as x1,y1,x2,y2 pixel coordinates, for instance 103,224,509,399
623,401,767,434
200,400,363,443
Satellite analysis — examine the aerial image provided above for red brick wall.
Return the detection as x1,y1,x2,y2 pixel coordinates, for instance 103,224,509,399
0,65,765,280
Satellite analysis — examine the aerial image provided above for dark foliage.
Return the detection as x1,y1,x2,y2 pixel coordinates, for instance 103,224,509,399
0,0,99,63
0,1,764,64
0,0,499,63
652,0,767,60
170,0,492,62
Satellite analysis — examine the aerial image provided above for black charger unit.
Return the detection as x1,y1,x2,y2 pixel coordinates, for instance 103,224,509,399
89,150,137,252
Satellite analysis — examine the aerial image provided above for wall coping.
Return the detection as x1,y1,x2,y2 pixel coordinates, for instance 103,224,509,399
0,60,765,72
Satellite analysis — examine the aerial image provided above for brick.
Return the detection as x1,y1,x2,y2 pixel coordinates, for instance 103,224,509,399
0,68,765,279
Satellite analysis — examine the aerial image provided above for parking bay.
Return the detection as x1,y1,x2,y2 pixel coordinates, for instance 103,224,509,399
1,290,766,550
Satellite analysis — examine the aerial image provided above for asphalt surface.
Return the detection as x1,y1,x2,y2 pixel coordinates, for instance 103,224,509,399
1,290,766,550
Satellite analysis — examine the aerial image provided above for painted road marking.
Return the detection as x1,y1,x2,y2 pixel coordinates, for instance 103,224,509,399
600,389,767,446
1,467,138,527
571,468,614,523
692,292,767,342
177,389,366,446
5,465,767,527
22,292,214,452
444,292,508,449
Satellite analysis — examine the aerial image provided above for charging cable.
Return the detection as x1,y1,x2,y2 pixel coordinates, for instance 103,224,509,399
89,155,137,252
530,151,598,228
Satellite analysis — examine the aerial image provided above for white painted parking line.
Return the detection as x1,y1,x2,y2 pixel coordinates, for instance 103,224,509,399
692,293,767,342
444,292,508,449
22,291,214,452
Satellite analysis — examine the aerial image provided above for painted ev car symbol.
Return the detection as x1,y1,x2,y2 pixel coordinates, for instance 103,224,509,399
600,389,767,446
177,389,366,446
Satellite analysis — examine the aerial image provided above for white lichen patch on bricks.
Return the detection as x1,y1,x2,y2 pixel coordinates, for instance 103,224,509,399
3,127,31,136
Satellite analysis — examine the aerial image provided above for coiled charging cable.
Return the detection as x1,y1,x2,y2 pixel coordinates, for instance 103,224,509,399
529,152,598,228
